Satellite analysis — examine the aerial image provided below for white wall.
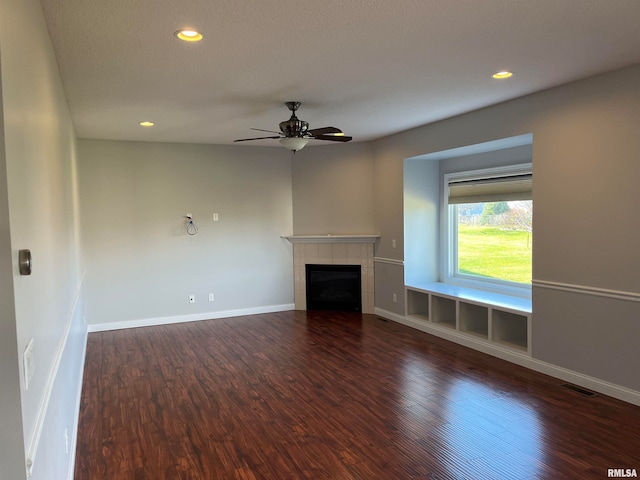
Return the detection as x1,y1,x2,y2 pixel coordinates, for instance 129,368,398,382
0,0,87,478
372,65,640,395
78,140,294,328
403,158,439,288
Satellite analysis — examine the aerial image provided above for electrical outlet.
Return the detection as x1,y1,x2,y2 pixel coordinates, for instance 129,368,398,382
213,213,219,221
24,338,35,390
209,293,215,302
392,293,398,303
188,295,195,303
392,239,397,249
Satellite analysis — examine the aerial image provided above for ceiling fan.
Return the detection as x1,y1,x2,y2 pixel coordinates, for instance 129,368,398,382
234,101,352,152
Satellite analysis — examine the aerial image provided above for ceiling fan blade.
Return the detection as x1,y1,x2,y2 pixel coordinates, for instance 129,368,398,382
308,126,342,136
251,128,281,134
314,134,353,142
233,136,282,142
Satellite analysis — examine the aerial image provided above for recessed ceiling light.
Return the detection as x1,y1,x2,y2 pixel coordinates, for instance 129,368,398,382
492,71,513,79
139,121,154,127
175,29,203,42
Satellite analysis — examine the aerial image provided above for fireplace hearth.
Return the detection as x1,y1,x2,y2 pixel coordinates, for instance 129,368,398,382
305,264,362,312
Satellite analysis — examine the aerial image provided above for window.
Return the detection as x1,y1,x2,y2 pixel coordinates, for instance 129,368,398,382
444,165,532,296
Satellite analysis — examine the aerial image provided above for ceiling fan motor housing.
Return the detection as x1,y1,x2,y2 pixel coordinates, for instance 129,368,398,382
279,100,308,137
279,118,309,137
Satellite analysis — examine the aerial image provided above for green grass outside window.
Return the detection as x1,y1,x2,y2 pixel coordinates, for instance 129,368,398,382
457,226,532,284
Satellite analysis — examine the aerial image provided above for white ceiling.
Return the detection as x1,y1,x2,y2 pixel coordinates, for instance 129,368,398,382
40,0,640,147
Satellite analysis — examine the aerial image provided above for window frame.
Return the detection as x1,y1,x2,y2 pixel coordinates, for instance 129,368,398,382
441,163,533,298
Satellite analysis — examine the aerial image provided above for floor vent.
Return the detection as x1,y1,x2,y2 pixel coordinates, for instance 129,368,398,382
560,383,598,397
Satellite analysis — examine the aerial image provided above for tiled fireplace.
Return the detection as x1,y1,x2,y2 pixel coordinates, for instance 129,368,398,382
284,235,379,314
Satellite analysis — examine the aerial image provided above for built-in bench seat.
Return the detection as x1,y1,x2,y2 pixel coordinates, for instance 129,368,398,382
405,282,532,354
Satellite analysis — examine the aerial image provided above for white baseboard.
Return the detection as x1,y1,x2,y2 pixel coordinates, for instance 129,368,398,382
88,303,296,332
375,307,640,407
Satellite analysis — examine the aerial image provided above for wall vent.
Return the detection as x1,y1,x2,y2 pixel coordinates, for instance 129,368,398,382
560,383,598,397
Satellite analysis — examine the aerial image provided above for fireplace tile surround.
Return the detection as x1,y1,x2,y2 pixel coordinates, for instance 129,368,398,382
284,236,379,314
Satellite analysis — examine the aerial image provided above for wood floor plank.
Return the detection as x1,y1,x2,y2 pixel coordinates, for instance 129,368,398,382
75,311,640,479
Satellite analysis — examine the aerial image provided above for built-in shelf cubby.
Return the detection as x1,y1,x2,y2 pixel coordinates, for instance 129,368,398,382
492,309,528,351
459,302,489,339
405,282,532,355
407,289,430,321
431,296,456,328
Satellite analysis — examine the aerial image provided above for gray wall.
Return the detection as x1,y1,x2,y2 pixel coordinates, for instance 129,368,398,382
291,142,375,235
0,49,26,480
372,65,640,392
78,140,294,327
0,0,86,478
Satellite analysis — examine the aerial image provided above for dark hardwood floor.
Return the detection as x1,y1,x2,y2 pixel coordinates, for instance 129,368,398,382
75,311,640,479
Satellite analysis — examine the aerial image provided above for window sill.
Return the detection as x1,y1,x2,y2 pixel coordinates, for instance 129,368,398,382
445,276,531,302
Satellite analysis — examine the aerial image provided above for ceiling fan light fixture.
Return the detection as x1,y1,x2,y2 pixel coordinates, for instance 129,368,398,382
280,137,309,152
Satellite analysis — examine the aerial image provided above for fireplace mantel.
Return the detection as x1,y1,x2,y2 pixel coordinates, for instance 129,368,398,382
283,234,380,244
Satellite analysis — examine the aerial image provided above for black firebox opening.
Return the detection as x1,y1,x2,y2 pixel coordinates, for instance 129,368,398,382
305,264,362,312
